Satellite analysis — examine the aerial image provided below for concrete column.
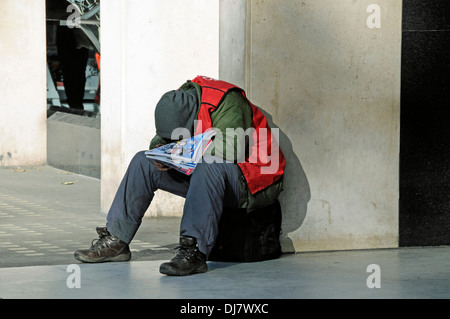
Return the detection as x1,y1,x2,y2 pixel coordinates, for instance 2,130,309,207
219,0,247,89
0,0,47,166
100,0,219,215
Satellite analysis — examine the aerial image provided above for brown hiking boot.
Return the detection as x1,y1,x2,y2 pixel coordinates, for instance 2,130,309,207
159,236,208,276
74,227,131,263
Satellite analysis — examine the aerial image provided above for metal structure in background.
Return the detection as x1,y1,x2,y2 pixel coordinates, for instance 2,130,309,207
63,0,100,53
46,0,101,115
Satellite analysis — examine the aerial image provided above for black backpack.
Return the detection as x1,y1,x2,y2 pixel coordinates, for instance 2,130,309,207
209,200,282,262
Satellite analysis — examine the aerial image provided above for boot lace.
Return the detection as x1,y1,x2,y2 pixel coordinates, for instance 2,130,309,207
90,233,112,249
172,245,200,263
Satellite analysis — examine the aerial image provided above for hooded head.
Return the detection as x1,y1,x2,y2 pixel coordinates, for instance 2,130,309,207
154,88,199,140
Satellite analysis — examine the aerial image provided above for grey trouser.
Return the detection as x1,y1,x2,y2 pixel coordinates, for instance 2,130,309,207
106,151,241,256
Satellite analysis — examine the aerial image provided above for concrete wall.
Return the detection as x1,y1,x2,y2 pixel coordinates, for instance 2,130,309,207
0,0,47,166
219,0,247,89
220,0,402,252
47,112,100,178
100,0,219,215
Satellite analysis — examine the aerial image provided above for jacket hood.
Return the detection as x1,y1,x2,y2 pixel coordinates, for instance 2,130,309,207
154,88,199,140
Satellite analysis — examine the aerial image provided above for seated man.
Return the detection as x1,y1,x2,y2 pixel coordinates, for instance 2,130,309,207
74,76,285,276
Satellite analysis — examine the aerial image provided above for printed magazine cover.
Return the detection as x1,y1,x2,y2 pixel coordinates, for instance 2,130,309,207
145,130,216,175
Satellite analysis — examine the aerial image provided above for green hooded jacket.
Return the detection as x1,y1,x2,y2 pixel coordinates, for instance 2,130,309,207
150,80,283,213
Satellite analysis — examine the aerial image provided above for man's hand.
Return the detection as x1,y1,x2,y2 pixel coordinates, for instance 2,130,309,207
153,144,170,172
154,161,170,172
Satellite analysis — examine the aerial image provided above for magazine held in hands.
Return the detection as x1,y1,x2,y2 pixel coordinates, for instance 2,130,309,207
145,130,216,175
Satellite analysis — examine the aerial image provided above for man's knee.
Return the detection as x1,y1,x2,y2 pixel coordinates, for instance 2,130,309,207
129,151,152,168
193,161,224,180
126,151,161,179
132,150,148,162
192,161,239,191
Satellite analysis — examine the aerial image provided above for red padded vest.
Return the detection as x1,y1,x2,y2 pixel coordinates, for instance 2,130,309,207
191,75,285,194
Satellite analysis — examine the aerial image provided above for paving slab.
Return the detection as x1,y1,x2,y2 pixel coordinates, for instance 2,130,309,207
1,166,450,301
1,247,450,300
0,166,179,268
